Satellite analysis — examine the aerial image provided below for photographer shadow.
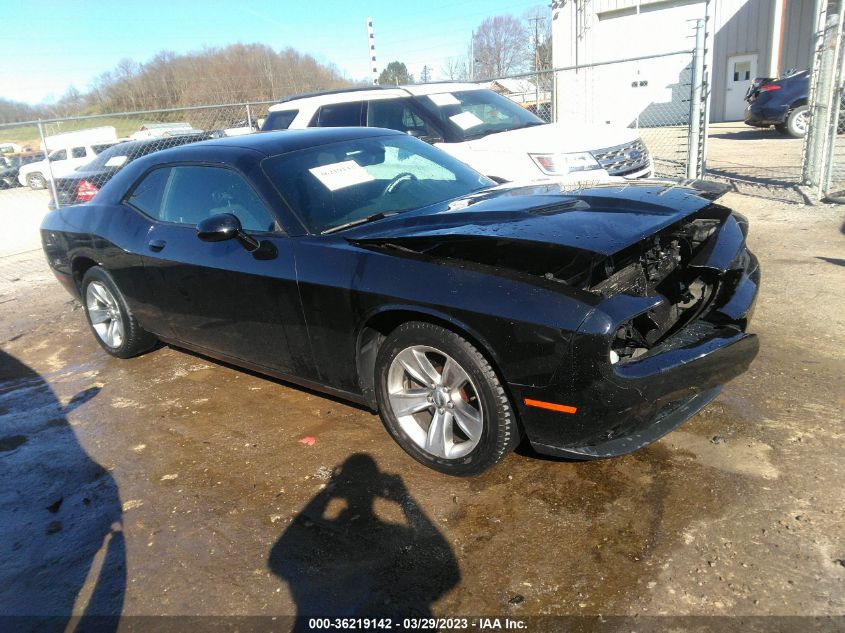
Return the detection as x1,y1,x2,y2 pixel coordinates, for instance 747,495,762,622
268,454,460,623
0,349,124,633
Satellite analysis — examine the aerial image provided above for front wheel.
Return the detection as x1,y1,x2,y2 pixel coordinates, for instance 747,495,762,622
374,322,519,476
81,266,157,358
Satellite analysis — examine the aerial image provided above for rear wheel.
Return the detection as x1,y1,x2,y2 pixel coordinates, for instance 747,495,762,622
81,266,157,358
374,322,519,476
786,105,809,138
26,172,46,190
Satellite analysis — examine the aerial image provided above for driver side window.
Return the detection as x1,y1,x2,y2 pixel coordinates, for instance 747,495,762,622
127,165,277,232
367,99,439,139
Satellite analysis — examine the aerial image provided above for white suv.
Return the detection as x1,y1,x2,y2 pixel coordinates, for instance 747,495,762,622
263,83,653,183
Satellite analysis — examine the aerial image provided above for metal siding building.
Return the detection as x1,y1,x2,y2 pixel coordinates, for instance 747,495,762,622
552,0,819,122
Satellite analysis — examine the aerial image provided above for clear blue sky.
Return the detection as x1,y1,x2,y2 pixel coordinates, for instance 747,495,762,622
1,0,548,104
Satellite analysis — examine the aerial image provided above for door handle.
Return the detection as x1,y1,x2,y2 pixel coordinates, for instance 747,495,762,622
148,239,166,252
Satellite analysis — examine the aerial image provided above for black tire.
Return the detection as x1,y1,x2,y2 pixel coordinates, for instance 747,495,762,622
81,266,157,359
374,321,519,476
774,123,789,135
785,105,809,138
26,172,46,190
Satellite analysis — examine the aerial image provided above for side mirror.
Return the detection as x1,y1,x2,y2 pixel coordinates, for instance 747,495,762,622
196,213,260,252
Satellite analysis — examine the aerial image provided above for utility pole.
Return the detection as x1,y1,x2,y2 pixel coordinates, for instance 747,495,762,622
470,30,475,81
367,18,378,85
528,16,544,112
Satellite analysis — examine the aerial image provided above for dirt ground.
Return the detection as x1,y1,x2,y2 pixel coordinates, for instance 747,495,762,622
0,191,843,629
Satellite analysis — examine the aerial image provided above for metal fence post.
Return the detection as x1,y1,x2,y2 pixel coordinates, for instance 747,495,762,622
802,0,843,196
246,103,253,130
686,19,706,180
820,1,845,199
37,120,60,209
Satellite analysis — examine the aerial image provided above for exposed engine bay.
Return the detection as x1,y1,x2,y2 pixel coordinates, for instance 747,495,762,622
353,205,743,365
591,216,723,363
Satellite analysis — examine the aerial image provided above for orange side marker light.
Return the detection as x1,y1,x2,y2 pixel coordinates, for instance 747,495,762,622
523,398,578,414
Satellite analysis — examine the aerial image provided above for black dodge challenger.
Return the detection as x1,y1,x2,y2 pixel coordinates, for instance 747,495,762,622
40,127,760,475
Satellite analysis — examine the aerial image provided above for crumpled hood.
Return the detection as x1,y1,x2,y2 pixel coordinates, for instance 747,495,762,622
466,122,640,154
345,183,715,257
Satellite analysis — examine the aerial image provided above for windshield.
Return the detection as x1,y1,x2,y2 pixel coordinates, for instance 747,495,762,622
263,134,494,234
415,89,544,141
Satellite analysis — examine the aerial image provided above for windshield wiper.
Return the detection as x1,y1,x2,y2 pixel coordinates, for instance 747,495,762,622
321,211,399,235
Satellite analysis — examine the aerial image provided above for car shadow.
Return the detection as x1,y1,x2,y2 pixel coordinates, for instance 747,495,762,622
268,454,460,626
0,349,125,633
708,129,788,140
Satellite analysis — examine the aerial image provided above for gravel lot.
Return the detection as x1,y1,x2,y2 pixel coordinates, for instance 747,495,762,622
0,187,51,258
0,188,842,629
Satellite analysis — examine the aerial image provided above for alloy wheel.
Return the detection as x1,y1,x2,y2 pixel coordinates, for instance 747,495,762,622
795,110,809,134
386,345,483,459
86,281,124,349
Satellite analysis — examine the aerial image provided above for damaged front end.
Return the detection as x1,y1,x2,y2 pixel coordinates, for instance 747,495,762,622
521,203,760,459
347,187,759,460
589,209,744,365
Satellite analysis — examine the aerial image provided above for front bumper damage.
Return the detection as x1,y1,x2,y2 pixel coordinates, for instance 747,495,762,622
511,211,761,459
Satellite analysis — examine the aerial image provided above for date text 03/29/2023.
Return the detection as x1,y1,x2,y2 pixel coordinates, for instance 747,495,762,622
307,617,527,630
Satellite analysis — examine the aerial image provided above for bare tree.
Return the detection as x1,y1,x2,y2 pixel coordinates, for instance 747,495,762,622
1,43,352,123
420,65,432,83
441,56,469,81
472,15,529,80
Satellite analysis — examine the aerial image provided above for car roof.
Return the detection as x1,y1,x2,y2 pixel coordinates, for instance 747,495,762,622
152,127,406,158
99,134,207,155
268,82,485,111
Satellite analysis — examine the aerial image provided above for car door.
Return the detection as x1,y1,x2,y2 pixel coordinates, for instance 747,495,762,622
66,146,91,174
366,98,445,143
130,163,316,379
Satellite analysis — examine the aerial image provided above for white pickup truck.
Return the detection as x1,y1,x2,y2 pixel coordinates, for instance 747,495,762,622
262,83,653,183
18,126,118,190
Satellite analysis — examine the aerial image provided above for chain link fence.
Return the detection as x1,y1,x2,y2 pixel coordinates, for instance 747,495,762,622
484,44,702,180
555,51,697,179
0,102,280,262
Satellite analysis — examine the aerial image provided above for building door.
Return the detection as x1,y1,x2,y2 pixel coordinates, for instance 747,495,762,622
725,54,758,121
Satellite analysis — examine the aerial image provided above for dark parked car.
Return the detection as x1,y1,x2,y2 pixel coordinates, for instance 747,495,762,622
40,128,760,475
745,69,845,138
0,151,45,188
50,134,211,207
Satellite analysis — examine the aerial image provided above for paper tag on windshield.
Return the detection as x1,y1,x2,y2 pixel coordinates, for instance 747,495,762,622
447,199,471,211
449,111,483,130
105,155,128,168
429,92,460,107
309,160,374,191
